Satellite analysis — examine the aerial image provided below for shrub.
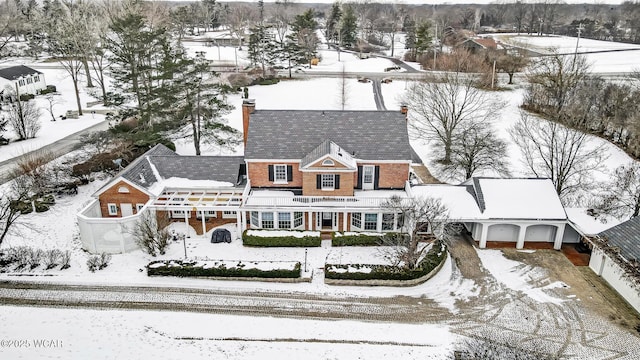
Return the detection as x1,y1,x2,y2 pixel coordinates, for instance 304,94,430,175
325,240,447,281
331,232,391,246
43,249,62,270
60,250,71,270
87,252,111,272
147,260,301,278
19,93,35,101
39,85,57,95
242,230,321,247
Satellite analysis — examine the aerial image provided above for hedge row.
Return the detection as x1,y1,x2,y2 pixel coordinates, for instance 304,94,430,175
331,232,405,246
147,260,301,278
242,230,321,247
325,240,447,281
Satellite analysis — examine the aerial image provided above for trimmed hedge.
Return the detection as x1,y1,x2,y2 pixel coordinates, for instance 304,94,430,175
331,232,406,246
147,260,301,278
242,230,321,247
325,240,447,281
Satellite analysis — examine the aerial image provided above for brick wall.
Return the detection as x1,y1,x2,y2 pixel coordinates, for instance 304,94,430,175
247,162,303,188
98,180,150,217
302,172,355,196
354,163,409,189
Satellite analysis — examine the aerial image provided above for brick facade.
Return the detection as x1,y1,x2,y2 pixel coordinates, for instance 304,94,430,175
247,162,303,188
302,172,355,196
355,162,409,189
98,180,150,217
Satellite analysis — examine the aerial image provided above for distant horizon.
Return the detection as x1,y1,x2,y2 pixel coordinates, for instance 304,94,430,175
163,0,627,6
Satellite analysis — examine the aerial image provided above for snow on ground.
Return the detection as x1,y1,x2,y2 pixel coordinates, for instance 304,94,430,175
492,34,640,73
476,248,568,304
0,305,455,360
0,66,107,162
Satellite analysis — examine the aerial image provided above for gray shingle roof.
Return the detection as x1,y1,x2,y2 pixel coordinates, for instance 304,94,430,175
599,216,640,263
120,144,177,188
151,155,245,185
244,110,414,161
0,65,42,80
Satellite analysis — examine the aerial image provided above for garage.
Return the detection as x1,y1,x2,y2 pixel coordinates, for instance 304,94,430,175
524,225,557,242
487,224,519,242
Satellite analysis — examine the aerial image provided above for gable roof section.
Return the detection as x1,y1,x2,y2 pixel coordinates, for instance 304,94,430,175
300,140,356,169
0,65,42,80
599,216,640,263
244,110,414,161
474,178,566,220
151,155,245,185
120,144,177,189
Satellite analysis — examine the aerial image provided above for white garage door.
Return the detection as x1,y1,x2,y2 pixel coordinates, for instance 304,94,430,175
487,224,519,242
524,225,556,242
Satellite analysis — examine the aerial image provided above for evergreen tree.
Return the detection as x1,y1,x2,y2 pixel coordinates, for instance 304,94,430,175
339,4,357,48
415,21,432,57
288,9,319,67
326,2,342,44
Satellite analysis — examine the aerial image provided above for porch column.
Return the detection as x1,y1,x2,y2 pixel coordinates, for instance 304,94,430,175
343,212,348,232
241,211,247,232
201,210,206,235
236,210,242,238
479,223,489,248
553,223,566,250
184,211,189,237
308,212,313,231
516,225,526,249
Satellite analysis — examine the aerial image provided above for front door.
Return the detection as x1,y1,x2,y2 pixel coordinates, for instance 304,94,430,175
121,203,133,217
322,212,333,228
362,165,375,190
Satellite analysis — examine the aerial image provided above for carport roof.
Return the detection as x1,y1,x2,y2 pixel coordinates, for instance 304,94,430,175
599,216,640,263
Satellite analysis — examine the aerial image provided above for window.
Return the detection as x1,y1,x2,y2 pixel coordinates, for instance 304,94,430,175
27,77,32,84
107,203,117,216
294,212,304,228
117,186,130,193
262,212,274,228
136,203,145,212
222,210,237,219
274,164,287,183
196,211,217,219
322,159,335,166
351,213,361,229
251,212,259,227
18,79,25,86
364,213,378,231
321,174,335,190
278,212,291,228
397,213,405,229
171,210,191,218
34,75,40,82
363,165,374,185
382,213,395,231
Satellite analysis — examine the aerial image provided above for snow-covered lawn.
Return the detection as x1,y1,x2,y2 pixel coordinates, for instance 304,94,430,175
0,306,455,360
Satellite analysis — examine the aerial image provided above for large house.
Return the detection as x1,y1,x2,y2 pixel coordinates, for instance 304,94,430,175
0,65,47,98
78,100,584,253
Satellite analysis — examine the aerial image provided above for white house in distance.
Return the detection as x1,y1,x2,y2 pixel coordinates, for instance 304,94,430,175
0,65,47,97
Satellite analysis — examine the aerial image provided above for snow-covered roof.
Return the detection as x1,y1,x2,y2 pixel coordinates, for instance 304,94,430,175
565,208,619,236
470,178,566,220
411,184,484,220
148,178,236,196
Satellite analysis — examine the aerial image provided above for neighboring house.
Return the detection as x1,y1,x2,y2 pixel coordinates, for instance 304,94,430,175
0,65,47,97
459,37,498,53
589,217,640,313
78,100,581,254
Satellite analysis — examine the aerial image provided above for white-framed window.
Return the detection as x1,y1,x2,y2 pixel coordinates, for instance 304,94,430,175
278,212,291,228
363,165,375,186
107,203,118,216
274,164,287,183
364,213,378,231
250,211,259,227
294,212,304,228
382,213,395,231
171,210,191,218
27,77,32,84
136,203,145,212
18,79,25,86
321,174,335,190
322,159,335,166
196,210,217,219
222,210,237,219
262,212,274,228
34,75,40,82
118,186,130,193
351,213,362,229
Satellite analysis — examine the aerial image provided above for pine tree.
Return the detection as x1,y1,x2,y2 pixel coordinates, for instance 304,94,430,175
415,21,432,57
339,4,357,48
288,9,319,67
326,2,342,44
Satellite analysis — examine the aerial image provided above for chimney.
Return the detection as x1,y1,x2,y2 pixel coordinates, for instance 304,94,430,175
400,104,408,119
242,99,256,147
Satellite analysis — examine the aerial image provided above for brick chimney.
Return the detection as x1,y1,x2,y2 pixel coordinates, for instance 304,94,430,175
400,104,408,118
242,99,255,147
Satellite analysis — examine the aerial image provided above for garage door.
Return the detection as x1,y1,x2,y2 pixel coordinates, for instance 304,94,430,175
487,224,519,242
524,225,556,242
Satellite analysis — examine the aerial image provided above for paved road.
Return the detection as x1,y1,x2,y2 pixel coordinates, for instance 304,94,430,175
372,79,386,110
0,120,109,185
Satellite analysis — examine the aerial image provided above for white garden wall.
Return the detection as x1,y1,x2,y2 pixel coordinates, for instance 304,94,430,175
589,247,640,314
77,199,143,254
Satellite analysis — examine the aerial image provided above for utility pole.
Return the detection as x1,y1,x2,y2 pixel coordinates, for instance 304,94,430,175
433,23,437,70
572,22,584,71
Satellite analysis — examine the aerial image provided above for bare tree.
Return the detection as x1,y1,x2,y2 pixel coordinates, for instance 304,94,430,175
7,99,41,140
379,195,450,270
336,64,349,110
440,123,511,182
594,162,640,220
405,72,504,164
510,112,606,203
43,93,62,122
131,211,171,256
